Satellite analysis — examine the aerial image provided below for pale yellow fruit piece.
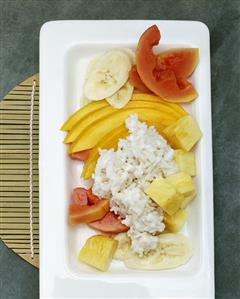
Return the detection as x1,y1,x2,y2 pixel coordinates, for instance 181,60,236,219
181,191,197,209
163,115,202,151
174,149,196,176
124,233,192,270
114,233,131,260
145,177,184,216
78,235,118,272
166,172,195,197
106,80,134,109
84,50,131,100
164,210,188,233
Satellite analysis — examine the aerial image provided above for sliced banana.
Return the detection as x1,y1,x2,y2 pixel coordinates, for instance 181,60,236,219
124,234,192,270
85,48,135,79
114,233,131,260
106,80,134,109
115,48,136,64
84,50,131,101
85,54,102,80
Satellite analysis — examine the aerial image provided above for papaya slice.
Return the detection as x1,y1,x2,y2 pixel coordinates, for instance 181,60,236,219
136,25,198,103
70,149,91,161
129,65,151,93
69,199,109,225
88,212,129,234
69,108,178,153
65,100,183,144
157,48,199,78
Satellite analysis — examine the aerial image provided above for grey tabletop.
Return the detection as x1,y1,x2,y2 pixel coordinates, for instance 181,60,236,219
0,0,240,298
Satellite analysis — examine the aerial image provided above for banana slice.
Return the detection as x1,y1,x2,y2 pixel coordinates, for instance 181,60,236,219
85,49,135,79
106,80,134,109
114,233,131,260
124,234,192,270
84,50,131,100
115,48,136,64
85,54,102,80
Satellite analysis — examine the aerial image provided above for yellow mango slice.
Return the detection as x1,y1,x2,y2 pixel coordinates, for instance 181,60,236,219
68,108,176,153
79,235,118,272
81,125,128,179
61,100,108,131
64,100,184,144
131,93,187,116
61,93,187,132
164,209,188,232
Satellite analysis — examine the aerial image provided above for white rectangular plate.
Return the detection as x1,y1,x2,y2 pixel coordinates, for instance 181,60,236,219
40,20,214,299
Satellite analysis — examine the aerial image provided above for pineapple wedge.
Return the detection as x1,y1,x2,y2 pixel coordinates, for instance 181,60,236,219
163,115,202,151
166,172,195,198
164,209,188,232
174,149,196,176
181,191,197,209
79,235,118,271
145,177,184,215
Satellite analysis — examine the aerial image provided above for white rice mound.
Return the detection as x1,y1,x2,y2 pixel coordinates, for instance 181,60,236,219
92,114,178,256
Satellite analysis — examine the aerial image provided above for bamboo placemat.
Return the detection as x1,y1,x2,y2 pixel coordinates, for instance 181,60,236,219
0,74,39,268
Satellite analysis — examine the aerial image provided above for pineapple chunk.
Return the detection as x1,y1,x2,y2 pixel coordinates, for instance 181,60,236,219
174,149,196,176
181,191,197,209
166,172,195,197
164,209,188,232
145,177,184,215
79,235,118,271
163,115,202,151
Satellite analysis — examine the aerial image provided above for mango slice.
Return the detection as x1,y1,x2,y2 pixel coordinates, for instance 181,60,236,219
131,93,187,116
81,125,128,179
61,93,187,132
61,100,108,131
68,108,176,153
64,100,185,144
79,235,118,272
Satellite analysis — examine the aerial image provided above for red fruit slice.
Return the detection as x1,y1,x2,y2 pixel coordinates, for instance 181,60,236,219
86,188,101,205
157,48,199,78
136,25,198,103
71,188,88,206
129,65,151,93
69,199,109,225
70,149,91,161
88,211,129,234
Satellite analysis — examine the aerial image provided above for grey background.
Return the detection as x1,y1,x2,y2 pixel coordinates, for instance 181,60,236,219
0,0,240,298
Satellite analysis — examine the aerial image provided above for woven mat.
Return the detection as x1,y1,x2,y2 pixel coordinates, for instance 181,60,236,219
0,74,39,268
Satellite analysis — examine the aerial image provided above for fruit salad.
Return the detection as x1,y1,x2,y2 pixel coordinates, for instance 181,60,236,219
61,25,202,272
